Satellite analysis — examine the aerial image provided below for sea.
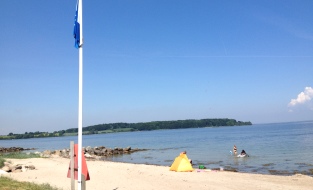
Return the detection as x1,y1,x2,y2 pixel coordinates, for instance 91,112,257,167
1,121,313,176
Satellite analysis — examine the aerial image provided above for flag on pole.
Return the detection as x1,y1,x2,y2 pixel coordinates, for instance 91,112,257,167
73,0,84,189
73,0,82,48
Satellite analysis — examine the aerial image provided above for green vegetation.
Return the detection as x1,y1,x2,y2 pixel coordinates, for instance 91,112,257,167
0,136,11,140
0,176,61,190
0,152,41,168
0,130,66,140
0,157,5,168
0,153,56,190
1,118,252,140
73,118,252,133
0,152,40,159
98,127,134,134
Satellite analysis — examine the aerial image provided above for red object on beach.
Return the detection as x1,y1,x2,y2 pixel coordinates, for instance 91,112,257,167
67,144,90,181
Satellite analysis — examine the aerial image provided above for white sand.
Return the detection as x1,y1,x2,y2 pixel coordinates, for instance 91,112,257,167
3,157,313,190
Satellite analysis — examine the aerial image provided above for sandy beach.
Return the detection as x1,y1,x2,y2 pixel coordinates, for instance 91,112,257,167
2,157,313,190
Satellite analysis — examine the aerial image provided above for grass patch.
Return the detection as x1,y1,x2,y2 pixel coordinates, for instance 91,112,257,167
0,176,61,190
0,153,59,189
0,136,12,140
98,128,134,134
0,152,41,168
98,130,114,133
0,152,40,159
114,128,133,132
0,157,5,168
63,133,77,136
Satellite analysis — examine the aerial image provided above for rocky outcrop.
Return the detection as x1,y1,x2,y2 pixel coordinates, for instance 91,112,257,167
0,146,146,176
89,146,147,157
40,146,148,159
0,146,147,175
1,146,147,161
0,147,35,153
1,146,146,158
85,146,144,157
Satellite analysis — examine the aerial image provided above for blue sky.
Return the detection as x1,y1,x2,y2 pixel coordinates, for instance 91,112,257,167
1,0,313,135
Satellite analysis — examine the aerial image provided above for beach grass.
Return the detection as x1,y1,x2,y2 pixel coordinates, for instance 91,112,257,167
1,153,60,189
0,176,61,190
0,152,41,168
0,152,40,159
0,157,5,168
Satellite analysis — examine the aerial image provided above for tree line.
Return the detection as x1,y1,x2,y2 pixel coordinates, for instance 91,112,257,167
2,118,252,140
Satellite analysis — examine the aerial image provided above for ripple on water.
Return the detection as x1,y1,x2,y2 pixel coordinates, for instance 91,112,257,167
262,163,275,167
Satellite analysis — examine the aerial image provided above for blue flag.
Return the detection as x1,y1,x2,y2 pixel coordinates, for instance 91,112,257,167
73,0,81,48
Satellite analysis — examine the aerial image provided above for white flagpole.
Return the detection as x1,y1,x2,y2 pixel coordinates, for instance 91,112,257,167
77,0,83,189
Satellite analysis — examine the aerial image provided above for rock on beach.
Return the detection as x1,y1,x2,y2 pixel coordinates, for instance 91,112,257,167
39,146,147,159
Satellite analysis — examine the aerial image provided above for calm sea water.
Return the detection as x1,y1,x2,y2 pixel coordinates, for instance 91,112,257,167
1,121,313,176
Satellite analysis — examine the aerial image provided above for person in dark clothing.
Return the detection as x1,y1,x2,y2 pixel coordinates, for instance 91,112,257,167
240,150,247,155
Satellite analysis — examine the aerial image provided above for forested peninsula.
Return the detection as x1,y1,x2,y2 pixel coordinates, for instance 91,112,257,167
1,118,252,140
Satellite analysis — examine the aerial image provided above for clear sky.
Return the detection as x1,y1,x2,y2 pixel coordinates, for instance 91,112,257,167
1,0,313,135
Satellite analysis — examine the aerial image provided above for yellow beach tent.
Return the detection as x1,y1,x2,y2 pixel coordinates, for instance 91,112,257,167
170,154,194,172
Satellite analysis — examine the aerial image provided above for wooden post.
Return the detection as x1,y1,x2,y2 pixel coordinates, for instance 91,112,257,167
81,174,86,190
70,141,75,190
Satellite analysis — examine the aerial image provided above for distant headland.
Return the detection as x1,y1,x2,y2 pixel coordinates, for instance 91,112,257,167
0,118,252,140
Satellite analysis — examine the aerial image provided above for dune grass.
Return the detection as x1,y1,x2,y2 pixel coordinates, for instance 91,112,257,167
0,157,5,168
0,176,61,190
0,152,40,159
0,152,61,190
0,152,41,168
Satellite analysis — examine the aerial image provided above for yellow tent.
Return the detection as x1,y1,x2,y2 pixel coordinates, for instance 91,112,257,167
169,154,194,172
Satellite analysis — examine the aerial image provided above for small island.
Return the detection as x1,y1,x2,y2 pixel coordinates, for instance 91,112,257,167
0,118,252,140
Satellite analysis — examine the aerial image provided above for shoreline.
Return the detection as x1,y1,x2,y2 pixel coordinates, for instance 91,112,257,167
92,157,313,177
2,147,313,177
2,157,313,190
1,121,313,179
